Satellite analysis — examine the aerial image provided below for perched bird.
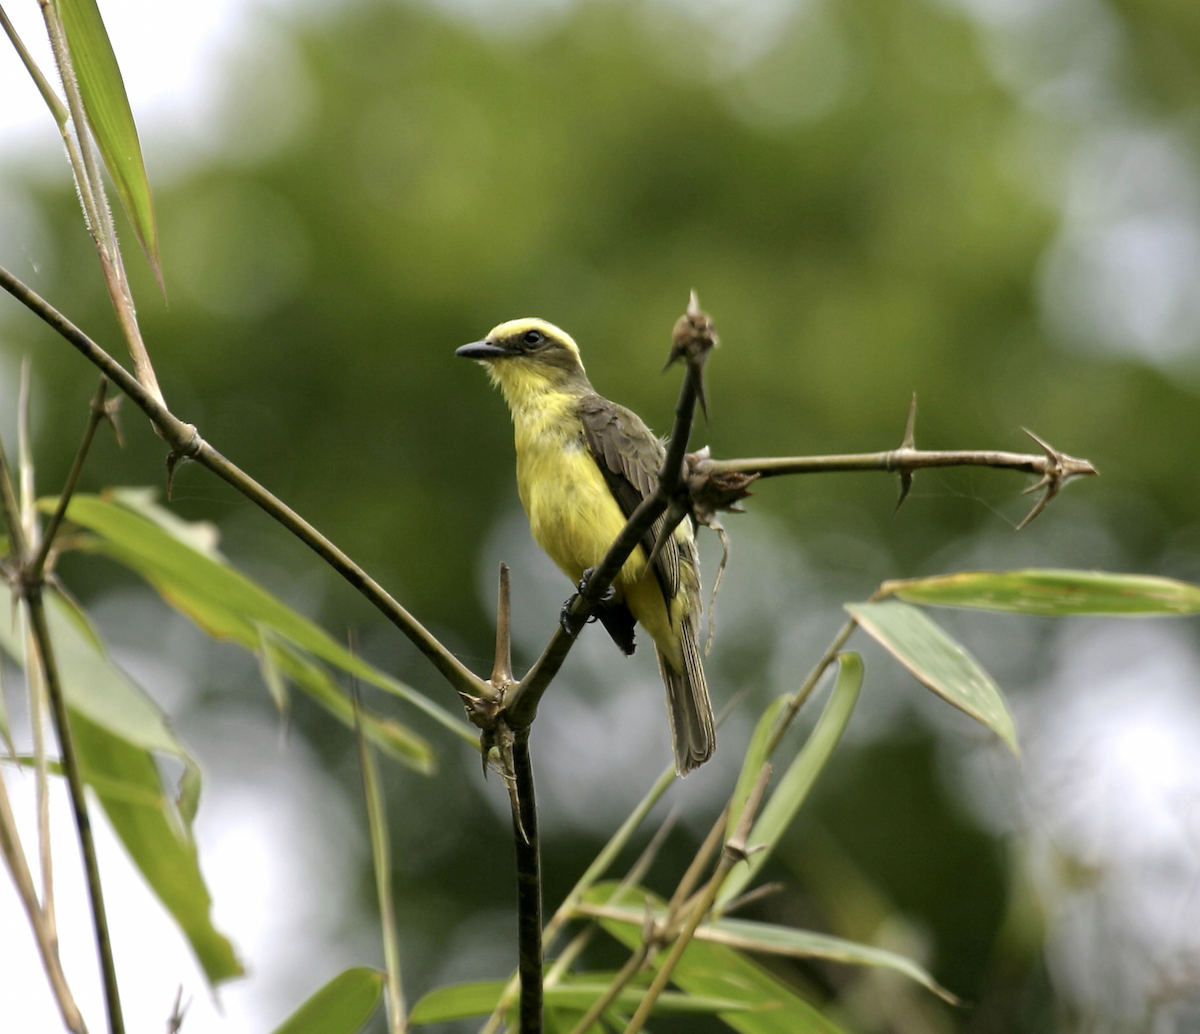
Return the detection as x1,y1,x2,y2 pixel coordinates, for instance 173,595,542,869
457,318,715,774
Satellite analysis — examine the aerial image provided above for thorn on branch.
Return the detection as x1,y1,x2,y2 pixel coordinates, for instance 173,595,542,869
664,290,717,420
895,393,917,513
492,562,513,687
685,446,758,525
1016,428,1099,531
100,394,123,448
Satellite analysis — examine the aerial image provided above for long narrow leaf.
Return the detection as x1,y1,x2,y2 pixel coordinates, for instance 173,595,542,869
355,699,405,1032
0,585,240,983
847,600,1018,753
70,710,243,984
57,0,160,280
408,979,746,1025
726,693,789,840
882,569,1200,616
719,654,862,907
271,967,385,1034
0,583,241,984
50,493,470,760
586,886,847,1034
582,896,959,1004
701,916,959,1004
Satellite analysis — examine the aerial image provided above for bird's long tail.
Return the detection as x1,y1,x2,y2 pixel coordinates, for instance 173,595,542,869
657,617,715,776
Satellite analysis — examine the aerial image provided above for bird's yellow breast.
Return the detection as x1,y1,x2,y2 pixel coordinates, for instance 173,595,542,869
512,394,647,589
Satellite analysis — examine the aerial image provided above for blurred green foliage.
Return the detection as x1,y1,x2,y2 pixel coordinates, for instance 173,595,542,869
3,0,1200,1029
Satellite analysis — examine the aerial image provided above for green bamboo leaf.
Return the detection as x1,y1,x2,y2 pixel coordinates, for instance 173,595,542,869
882,569,1200,616
57,0,161,281
847,600,1018,754
268,635,434,772
0,584,242,984
49,492,472,765
0,584,180,757
408,979,746,1025
256,625,291,716
726,693,789,840
585,893,959,1004
701,916,961,1004
270,967,385,1034
719,654,862,907
70,710,243,984
409,981,507,1024
586,885,847,1034
354,699,405,1032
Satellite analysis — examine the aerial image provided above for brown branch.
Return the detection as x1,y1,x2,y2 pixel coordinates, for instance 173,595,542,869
0,265,487,703
694,402,1097,531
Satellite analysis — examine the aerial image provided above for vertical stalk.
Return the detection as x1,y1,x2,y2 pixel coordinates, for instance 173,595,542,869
26,587,125,1034
512,730,542,1033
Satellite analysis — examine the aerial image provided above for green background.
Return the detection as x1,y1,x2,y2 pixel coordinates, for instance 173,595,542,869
3,0,1199,1030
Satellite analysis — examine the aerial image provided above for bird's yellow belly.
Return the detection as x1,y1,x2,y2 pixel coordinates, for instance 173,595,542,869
515,427,682,666
518,437,641,584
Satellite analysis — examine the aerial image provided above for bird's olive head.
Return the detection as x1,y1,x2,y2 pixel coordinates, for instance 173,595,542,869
453,316,585,403
456,318,585,375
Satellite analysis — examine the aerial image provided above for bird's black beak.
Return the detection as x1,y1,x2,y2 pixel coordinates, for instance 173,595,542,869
456,340,508,359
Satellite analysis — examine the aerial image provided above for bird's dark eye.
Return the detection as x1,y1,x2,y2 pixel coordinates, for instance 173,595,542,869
522,329,544,347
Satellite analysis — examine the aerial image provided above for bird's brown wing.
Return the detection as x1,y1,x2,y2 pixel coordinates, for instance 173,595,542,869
578,392,679,608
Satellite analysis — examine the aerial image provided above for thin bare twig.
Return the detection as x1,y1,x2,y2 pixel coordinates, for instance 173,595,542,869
26,586,125,1034
0,760,87,1032
32,378,110,576
695,403,1097,531
0,267,487,706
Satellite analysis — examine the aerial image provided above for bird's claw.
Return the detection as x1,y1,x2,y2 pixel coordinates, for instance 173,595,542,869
560,568,614,635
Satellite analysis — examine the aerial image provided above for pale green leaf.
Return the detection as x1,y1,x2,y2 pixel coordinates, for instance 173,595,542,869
410,981,507,1025
883,569,1200,616
51,493,470,764
355,700,405,1030
847,601,1018,754
57,0,161,279
587,885,847,1034
586,894,959,1003
270,967,385,1034
702,916,960,1004
719,654,862,907
70,710,242,984
726,693,789,840
0,584,240,984
408,979,746,1025
256,625,291,716
0,584,180,757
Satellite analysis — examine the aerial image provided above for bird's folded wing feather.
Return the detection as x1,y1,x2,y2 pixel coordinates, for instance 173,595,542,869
578,393,679,606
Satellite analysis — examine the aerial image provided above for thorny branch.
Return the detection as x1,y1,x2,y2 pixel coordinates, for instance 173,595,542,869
0,265,487,705
0,267,1101,1034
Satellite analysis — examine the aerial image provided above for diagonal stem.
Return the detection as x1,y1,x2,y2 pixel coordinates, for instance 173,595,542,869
0,266,487,702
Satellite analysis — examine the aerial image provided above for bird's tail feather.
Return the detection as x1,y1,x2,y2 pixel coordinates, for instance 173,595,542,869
658,618,715,776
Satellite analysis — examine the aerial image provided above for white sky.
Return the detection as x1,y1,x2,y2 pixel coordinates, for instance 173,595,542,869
0,1,271,156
